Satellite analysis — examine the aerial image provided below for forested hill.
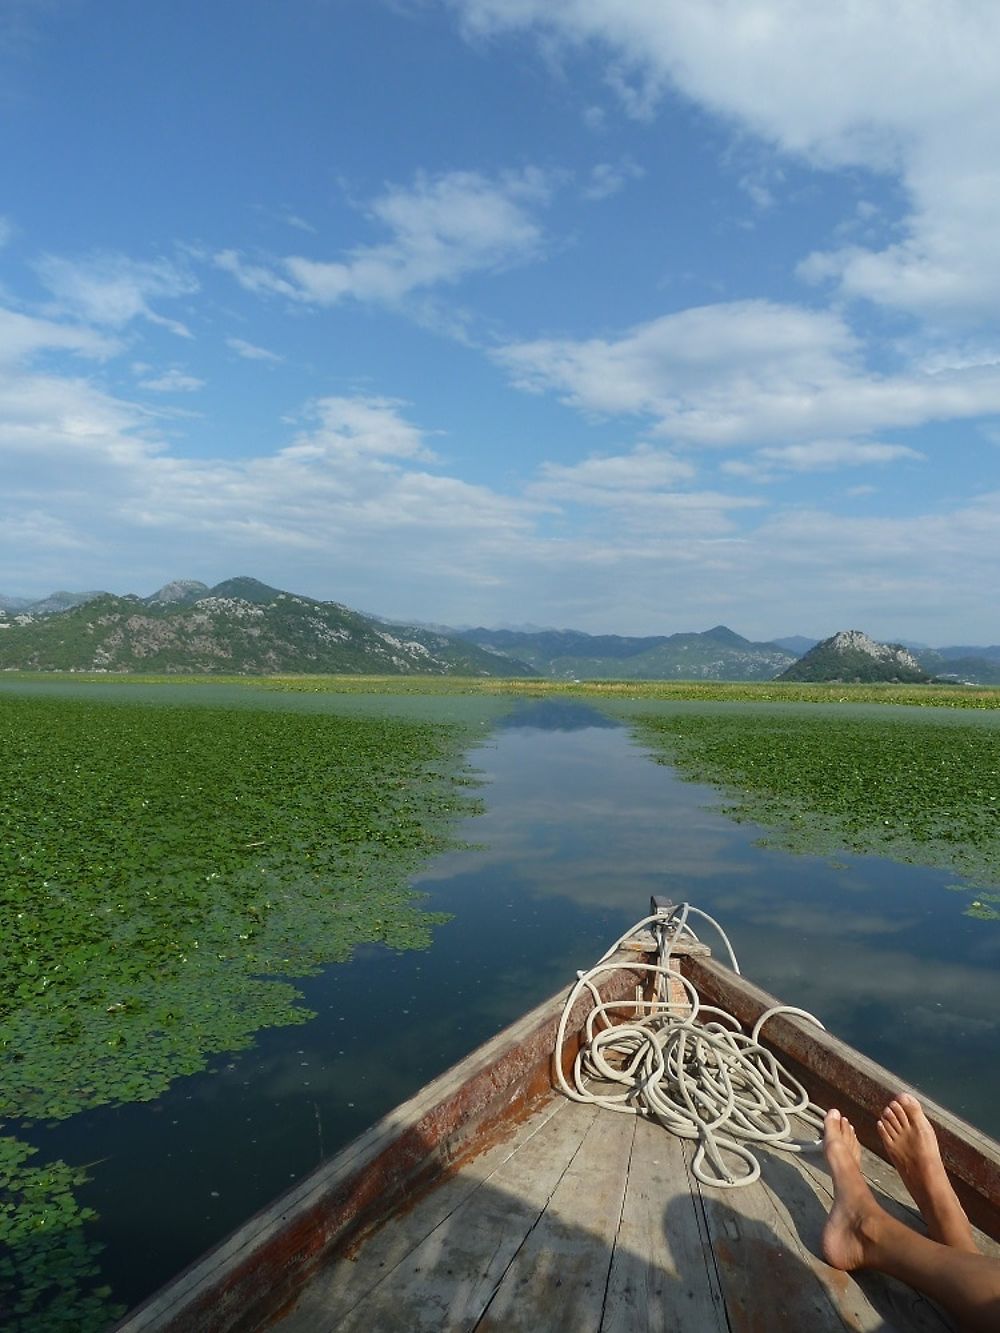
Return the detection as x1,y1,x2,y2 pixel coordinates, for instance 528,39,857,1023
0,578,535,677
458,624,796,681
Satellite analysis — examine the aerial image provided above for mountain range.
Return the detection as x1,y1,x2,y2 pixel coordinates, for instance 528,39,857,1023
1,578,999,682
457,624,797,681
0,578,535,677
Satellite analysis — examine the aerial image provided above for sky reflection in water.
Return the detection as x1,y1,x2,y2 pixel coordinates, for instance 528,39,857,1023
416,697,1000,1137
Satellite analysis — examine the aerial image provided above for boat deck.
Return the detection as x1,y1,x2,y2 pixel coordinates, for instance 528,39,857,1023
272,1091,999,1332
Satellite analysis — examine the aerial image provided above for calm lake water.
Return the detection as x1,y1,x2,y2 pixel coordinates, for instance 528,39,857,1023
7,687,1000,1316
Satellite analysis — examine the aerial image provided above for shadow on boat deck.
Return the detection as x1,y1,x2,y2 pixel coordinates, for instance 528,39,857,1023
274,1101,956,1333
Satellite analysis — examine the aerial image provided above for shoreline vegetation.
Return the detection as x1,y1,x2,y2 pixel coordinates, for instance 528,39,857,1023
3,670,1000,708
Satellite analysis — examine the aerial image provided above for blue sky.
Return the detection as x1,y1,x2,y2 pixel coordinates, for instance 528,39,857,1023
3,0,999,643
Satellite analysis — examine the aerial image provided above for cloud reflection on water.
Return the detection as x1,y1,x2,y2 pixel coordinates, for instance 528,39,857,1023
416,699,1000,1134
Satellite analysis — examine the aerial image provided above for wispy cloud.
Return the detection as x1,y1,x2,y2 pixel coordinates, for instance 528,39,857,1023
225,336,283,363
0,306,118,364
582,158,644,201
137,368,205,393
216,167,555,309
529,445,695,502
34,252,198,335
723,439,924,481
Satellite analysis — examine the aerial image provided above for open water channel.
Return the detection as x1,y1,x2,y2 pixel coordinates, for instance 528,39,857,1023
7,689,1000,1320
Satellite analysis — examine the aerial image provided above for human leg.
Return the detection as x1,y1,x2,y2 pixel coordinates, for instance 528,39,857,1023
822,1108,1000,1333
877,1092,978,1255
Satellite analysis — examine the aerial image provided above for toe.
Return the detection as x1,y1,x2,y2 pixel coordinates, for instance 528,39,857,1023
897,1092,920,1119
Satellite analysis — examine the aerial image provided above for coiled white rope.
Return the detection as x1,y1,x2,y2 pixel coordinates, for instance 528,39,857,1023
555,903,825,1188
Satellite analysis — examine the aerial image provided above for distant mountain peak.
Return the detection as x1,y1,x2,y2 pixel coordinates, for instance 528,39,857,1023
828,629,914,660
146,579,210,606
779,629,928,683
205,577,288,604
702,625,747,647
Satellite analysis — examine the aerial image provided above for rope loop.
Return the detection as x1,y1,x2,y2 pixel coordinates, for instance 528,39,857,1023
555,904,825,1188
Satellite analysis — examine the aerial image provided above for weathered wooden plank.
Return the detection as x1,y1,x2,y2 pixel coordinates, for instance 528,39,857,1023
602,1116,728,1333
320,1100,600,1332
474,1103,637,1332
275,1097,568,1330
619,932,711,958
115,966,644,1333
690,1136,866,1332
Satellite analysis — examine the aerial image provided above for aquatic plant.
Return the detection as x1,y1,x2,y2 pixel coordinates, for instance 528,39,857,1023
0,1137,125,1332
632,709,1000,914
0,692,483,1326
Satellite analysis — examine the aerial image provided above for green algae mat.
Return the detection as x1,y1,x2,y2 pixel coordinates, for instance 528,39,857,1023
0,691,485,1330
630,706,1000,916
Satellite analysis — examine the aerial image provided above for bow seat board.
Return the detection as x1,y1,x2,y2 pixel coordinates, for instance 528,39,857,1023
272,1092,998,1332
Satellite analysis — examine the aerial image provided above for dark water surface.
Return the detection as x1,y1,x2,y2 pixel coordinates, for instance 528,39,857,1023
8,689,1000,1316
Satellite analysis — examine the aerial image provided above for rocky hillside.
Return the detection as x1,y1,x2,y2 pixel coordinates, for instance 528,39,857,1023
778,630,930,683
0,577,534,677
460,624,796,681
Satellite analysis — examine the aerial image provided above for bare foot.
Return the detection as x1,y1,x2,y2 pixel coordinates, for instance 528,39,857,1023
878,1093,978,1254
822,1108,883,1272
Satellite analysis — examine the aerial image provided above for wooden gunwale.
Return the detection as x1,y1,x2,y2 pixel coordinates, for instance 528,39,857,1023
112,962,646,1333
681,953,1000,1239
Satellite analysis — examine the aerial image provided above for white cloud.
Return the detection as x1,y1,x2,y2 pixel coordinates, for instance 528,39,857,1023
798,129,1000,321
225,336,283,363
214,250,298,299
0,215,13,248
497,300,1000,447
280,211,316,234
582,158,644,201
282,395,439,463
137,369,205,393
735,440,924,475
448,1,1000,322
525,445,760,536
529,444,695,502
737,165,784,213
0,306,117,364
2,339,999,639
0,378,538,596
447,2,989,165
762,440,924,470
216,167,554,308
34,253,198,334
